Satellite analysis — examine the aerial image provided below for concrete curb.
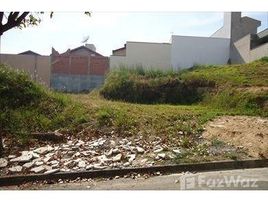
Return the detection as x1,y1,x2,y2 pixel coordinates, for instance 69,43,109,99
0,159,267,187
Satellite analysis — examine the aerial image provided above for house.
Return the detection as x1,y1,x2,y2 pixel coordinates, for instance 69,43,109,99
110,12,268,70
50,44,109,92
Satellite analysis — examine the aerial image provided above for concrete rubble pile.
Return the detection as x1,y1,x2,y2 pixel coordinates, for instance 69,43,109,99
0,135,183,176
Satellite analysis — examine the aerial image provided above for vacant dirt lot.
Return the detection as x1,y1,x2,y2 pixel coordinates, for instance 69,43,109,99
203,116,268,158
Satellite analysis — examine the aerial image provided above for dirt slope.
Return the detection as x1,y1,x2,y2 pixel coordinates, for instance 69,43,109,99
203,116,268,158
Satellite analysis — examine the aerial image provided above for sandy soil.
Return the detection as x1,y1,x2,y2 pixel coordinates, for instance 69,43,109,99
203,116,268,158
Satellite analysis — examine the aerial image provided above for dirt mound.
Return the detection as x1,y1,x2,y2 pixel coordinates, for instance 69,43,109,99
203,116,268,158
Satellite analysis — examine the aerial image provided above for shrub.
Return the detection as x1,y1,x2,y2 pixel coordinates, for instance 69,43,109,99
0,64,87,142
100,66,215,104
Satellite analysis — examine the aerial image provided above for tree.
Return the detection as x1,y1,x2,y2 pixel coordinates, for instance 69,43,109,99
0,12,91,36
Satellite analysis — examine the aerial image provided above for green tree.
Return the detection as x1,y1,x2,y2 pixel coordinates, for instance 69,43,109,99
0,12,91,36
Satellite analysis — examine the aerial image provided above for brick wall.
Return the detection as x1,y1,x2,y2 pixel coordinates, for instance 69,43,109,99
89,56,109,75
51,55,108,76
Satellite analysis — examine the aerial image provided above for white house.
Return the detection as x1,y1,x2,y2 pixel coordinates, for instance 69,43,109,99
110,12,268,70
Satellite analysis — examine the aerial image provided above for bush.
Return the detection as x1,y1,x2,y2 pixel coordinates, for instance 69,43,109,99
0,64,87,142
100,66,215,104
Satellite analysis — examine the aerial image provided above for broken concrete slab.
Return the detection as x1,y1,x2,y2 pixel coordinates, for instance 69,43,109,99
0,158,8,168
112,154,122,162
136,146,145,153
8,166,22,173
30,166,46,173
34,146,54,155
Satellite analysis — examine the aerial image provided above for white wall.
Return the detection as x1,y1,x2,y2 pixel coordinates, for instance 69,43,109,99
126,42,171,69
109,42,171,70
250,43,268,61
171,35,230,69
109,55,127,68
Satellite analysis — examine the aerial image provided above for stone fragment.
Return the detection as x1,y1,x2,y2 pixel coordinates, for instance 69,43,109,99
34,146,54,155
10,151,33,163
78,161,86,168
8,166,22,173
98,155,110,163
0,158,8,168
86,165,94,170
110,140,116,147
172,149,181,154
35,161,44,166
128,154,136,163
123,162,130,167
136,146,145,153
157,153,166,159
106,149,113,157
23,161,35,169
93,164,106,170
112,148,120,154
8,155,16,159
140,158,148,164
31,166,46,173
44,168,60,174
153,148,163,153
112,153,122,162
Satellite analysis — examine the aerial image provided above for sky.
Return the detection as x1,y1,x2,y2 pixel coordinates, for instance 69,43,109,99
1,12,267,56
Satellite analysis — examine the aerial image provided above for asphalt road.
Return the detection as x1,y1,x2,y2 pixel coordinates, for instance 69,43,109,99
2,167,268,190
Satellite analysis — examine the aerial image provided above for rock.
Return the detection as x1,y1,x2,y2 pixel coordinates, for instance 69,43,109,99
123,162,130,167
178,131,184,135
10,151,33,163
78,161,86,168
73,152,81,157
50,160,59,165
172,149,181,154
153,148,163,153
106,149,113,157
43,156,52,163
8,155,16,159
98,155,110,163
112,148,120,154
86,165,94,170
34,146,54,155
93,164,106,170
136,146,145,153
140,158,148,164
157,153,166,159
0,158,8,168
112,153,122,162
128,154,136,163
9,166,22,173
23,161,35,169
110,140,116,147
75,140,85,147
44,168,60,174
35,161,44,166
31,166,46,173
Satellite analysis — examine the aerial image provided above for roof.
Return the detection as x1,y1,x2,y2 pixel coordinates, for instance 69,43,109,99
112,44,126,53
242,16,261,27
70,46,103,57
18,50,41,56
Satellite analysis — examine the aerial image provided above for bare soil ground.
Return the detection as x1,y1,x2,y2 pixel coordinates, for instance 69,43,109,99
203,116,268,158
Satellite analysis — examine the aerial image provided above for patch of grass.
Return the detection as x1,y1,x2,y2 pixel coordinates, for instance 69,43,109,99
0,64,87,142
100,58,268,117
211,137,225,147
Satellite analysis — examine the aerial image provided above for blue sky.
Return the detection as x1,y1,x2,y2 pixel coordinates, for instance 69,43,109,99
1,12,267,56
